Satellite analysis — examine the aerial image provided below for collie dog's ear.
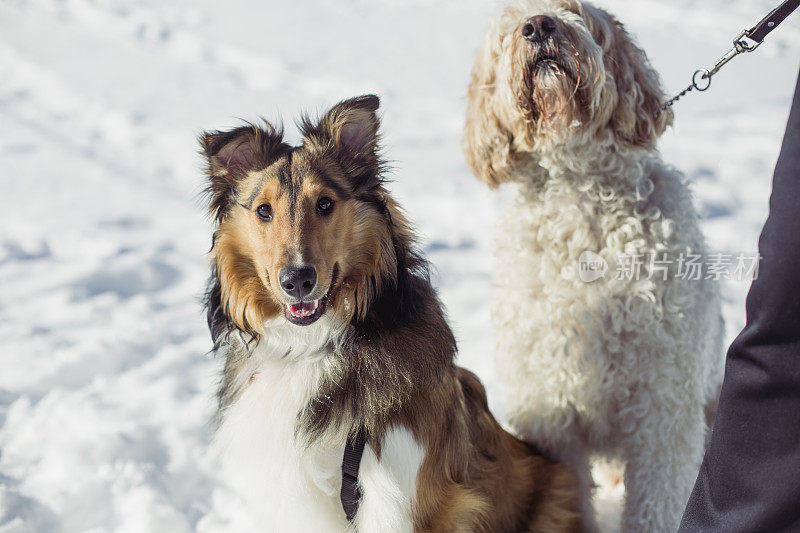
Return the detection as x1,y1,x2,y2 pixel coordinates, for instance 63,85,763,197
301,95,382,186
199,123,286,222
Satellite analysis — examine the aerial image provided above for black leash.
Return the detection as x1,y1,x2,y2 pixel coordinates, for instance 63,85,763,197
657,0,800,116
340,429,368,522
748,0,800,42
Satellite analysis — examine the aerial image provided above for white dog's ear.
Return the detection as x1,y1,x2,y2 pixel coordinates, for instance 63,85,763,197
586,6,673,148
464,37,517,189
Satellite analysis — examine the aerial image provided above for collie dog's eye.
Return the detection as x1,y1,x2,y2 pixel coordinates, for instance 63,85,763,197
256,203,273,221
316,196,334,216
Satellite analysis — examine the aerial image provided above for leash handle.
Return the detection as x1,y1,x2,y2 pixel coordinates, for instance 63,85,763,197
747,0,800,43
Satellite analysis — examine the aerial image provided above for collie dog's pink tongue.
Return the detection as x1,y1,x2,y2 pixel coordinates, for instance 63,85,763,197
287,300,318,318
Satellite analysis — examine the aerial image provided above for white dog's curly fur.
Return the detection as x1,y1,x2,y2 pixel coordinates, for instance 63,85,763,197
464,1,724,531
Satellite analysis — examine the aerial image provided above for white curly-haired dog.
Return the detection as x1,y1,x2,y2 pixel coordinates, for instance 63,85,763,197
464,1,724,531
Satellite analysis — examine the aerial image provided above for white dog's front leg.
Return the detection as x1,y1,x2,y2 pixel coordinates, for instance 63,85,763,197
621,402,706,533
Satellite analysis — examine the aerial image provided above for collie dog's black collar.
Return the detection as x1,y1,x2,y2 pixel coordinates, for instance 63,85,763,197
340,429,368,521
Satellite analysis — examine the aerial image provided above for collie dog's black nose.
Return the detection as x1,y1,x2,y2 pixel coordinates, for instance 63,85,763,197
279,265,317,299
522,15,557,42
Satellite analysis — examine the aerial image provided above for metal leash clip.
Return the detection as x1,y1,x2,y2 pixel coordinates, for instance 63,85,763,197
657,30,762,115
711,31,761,73
691,30,763,93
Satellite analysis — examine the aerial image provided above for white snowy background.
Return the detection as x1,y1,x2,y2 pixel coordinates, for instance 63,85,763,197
1,0,798,531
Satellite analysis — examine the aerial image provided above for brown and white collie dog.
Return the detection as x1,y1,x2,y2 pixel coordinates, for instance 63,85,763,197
200,95,580,532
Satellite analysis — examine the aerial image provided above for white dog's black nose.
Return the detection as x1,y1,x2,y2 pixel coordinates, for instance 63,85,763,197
522,15,557,42
279,265,317,299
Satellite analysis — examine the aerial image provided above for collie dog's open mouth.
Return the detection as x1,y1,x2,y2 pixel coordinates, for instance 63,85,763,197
284,296,328,326
283,264,337,326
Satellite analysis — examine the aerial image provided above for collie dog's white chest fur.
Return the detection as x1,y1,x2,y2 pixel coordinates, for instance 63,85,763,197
214,317,425,532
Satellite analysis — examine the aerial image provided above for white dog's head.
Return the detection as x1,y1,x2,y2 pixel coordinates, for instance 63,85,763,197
465,0,672,187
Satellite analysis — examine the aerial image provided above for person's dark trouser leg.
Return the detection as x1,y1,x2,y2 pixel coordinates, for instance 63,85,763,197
679,68,800,531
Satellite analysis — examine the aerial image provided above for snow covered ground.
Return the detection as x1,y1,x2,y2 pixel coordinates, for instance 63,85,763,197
1,0,798,531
